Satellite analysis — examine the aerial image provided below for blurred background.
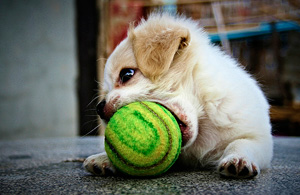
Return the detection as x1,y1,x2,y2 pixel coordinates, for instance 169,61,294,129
0,0,299,141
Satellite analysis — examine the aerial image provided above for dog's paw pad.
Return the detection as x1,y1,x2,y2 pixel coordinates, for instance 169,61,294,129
83,154,116,176
92,164,103,175
218,156,259,178
91,163,115,176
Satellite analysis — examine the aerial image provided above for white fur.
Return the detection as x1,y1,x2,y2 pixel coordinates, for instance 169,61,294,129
84,13,273,178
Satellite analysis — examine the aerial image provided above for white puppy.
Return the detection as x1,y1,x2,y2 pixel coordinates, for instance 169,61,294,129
84,13,273,178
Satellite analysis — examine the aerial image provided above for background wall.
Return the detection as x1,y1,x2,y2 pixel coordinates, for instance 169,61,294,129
0,0,78,140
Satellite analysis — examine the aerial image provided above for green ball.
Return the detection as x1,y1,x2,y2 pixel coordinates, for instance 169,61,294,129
105,101,182,177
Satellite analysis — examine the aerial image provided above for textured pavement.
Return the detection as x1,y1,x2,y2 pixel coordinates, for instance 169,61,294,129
0,136,299,194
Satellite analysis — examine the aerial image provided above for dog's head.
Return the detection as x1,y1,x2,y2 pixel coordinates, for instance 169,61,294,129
97,13,205,148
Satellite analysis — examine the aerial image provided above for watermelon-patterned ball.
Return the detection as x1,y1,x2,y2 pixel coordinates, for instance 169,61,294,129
104,101,182,177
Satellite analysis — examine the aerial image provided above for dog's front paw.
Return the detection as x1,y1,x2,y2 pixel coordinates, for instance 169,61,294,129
218,155,259,178
83,152,116,176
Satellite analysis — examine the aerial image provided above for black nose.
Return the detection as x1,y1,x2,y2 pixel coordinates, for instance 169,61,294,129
96,100,106,119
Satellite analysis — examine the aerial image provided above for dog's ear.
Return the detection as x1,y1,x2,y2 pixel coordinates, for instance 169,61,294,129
129,25,190,81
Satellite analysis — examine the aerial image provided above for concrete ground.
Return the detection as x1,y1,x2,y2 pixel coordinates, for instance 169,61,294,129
0,136,299,194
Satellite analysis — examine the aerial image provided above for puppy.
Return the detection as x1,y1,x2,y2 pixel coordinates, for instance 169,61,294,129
84,13,273,178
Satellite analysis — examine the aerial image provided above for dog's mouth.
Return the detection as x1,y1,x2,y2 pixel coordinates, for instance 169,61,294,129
171,112,190,147
158,103,192,148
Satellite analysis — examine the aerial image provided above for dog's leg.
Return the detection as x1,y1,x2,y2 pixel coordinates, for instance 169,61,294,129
83,152,116,176
217,138,272,178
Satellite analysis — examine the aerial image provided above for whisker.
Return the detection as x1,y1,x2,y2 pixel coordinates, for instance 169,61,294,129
94,78,102,85
84,109,96,112
82,118,99,127
81,124,101,137
86,95,100,108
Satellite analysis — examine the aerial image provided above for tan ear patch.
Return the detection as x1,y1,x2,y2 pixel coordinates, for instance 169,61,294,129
130,26,190,81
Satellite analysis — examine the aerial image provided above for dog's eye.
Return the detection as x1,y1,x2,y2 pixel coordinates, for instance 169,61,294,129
119,68,135,83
